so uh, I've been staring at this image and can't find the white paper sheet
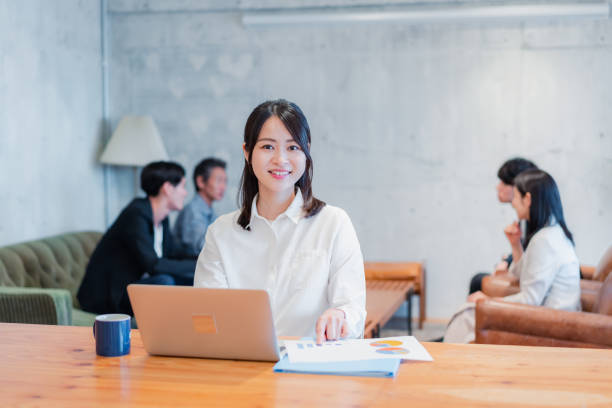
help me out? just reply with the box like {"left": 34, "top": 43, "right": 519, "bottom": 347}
{"left": 285, "top": 336, "right": 433, "bottom": 363}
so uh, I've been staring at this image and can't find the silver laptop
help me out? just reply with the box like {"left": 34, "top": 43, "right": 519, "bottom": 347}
{"left": 127, "top": 284, "right": 280, "bottom": 362}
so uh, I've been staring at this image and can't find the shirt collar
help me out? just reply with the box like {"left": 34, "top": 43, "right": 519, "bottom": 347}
{"left": 250, "top": 189, "right": 304, "bottom": 226}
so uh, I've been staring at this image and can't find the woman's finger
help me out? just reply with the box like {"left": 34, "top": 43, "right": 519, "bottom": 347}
{"left": 316, "top": 317, "right": 326, "bottom": 345}
{"left": 340, "top": 319, "right": 349, "bottom": 338}
{"left": 326, "top": 316, "right": 337, "bottom": 340}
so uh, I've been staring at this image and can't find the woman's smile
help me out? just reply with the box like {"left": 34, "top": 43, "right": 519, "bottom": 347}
{"left": 269, "top": 169, "right": 292, "bottom": 179}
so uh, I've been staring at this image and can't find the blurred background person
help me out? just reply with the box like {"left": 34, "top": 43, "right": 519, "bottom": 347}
{"left": 174, "top": 157, "right": 227, "bottom": 257}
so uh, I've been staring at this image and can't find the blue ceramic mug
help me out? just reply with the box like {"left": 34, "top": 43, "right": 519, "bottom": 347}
{"left": 93, "top": 314, "right": 131, "bottom": 357}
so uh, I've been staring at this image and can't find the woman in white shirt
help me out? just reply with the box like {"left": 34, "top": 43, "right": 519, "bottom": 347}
{"left": 444, "top": 169, "right": 580, "bottom": 343}
{"left": 194, "top": 99, "right": 366, "bottom": 343}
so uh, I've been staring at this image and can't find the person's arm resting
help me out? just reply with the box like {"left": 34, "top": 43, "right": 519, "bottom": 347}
{"left": 122, "top": 211, "right": 195, "bottom": 279}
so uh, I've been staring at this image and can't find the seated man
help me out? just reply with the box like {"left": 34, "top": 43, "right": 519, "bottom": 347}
{"left": 468, "top": 157, "right": 537, "bottom": 294}
{"left": 78, "top": 161, "right": 197, "bottom": 316}
{"left": 174, "top": 157, "right": 227, "bottom": 257}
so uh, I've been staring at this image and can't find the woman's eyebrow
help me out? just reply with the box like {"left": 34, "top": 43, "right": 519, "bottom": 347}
{"left": 257, "top": 138, "right": 296, "bottom": 144}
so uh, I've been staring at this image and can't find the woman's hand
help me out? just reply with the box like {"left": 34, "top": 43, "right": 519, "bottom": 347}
{"left": 504, "top": 221, "right": 522, "bottom": 248}
{"left": 316, "top": 308, "right": 348, "bottom": 345}
{"left": 467, "top": 290, "right": 490, "bottom": 303}
{"left": 494, "top": 261, "right": 509, "bottom": 275}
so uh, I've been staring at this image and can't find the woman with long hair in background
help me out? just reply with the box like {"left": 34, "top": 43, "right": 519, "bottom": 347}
{"left": 445, "top": 169, "right": 580, "bottom": 343}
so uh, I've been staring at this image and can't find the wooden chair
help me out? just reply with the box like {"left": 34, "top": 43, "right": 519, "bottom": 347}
{"left": 364, "top": 262, "right": 426, "bottom": 330}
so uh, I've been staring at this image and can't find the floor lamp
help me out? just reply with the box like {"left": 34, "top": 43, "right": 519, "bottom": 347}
{"left": 99, "top": 115, "right": 169, "bottom": 225}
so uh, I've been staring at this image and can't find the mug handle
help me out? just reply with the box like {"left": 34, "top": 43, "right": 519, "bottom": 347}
{"left": 93, "top": 321, "right": 96, "bottom": 339}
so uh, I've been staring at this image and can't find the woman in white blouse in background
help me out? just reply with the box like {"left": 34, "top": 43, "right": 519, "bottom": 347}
{"left": 194, "top": 99, "right": 366, "bottom": 343}
{"left": 444, "top": 169, "right": 580, "bottom": 343}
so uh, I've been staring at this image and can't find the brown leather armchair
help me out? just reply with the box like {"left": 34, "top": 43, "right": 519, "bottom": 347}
{"left": 475, "top": 246, "right": 612, "bottom": 348}
{"left": 482, "top": 273, "right": 601, "bottom": 312}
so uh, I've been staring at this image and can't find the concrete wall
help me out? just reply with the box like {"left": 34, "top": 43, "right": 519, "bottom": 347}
{"left": 0, "top": 1, "right": 105, "bottom": 245}
{"left": 107, "top": 0, "right": 612, "bottom": 319}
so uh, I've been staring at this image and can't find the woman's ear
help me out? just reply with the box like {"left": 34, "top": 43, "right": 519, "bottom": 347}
{"left": 524, "top": 192, "right": 532, "bottom": 208}
{"left": 243, "top": 143, "right": 249, "bottom": 163}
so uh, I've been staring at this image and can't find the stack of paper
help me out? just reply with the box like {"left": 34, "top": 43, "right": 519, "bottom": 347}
{"left": 273, "top": 336, "right": 433, "bottom": 378}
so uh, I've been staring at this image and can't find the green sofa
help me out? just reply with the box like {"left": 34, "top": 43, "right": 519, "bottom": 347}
{"left": 0, "top": 231, "right": 102, "bottom": 326}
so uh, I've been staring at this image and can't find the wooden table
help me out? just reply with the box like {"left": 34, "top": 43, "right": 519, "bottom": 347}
{"left": 2, "top": 323, "right": 612, "bottom": 407}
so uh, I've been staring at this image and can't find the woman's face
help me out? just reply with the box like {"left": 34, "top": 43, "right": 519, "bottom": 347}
{"left": 511, "top": 187, "right": 531, "bottom": 220}
{"left": 246, "top": 116, "right": 306, "bottom": 198}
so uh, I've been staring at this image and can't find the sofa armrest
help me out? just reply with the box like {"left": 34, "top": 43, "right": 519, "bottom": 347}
{"left": 481, "top": 274, "right": 519, "bottom": 297}
{"left": 581, "top": 265, "right": 595, "bottom": 280}
{"left": 475, "top": 299, "right": 612, "bottom": 348}
{"left": 580, "top": 279, "right": 602, "bottom": 312}
{"left": 0, "top": 287, "right": 72, "bottom": 325}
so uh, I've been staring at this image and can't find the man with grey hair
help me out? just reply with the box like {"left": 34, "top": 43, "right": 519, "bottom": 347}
{"left": 174, "top": 157, "right": 227, "bottom": 257}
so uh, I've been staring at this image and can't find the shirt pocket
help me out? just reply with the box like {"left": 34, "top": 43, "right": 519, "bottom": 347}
{"left": 289, "top": 249, "right": 329, "bottom": 291}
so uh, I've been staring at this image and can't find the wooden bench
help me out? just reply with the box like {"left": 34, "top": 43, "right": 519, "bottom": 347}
{"left": 364, "top": 280, "right": 414, "bottom": 338}
{"left": 364, "top": 262, "right": 426, "bottom": 329}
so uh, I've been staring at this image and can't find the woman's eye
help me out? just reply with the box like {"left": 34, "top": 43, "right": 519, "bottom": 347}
{"left": 261, "top": 144, "right": 274, "bottom": 150}
{"left": 288, "top": 145, "right": 301, "bottom": 151}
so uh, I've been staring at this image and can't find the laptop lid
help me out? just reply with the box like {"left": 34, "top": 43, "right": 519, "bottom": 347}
{"left": 127, "top": 284, "right": 280, "bottom": 362}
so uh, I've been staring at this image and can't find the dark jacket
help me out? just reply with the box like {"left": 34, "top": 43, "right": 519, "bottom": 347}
{"left": 77, "top": 198, "right": 196, "bottom": 315}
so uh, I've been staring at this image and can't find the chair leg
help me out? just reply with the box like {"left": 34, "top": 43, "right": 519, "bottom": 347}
{"left": 418, "top": 293, "right": 425, "bottom": 330}
{"left": 419, "top": 270, "right": 426, "bottom": 329}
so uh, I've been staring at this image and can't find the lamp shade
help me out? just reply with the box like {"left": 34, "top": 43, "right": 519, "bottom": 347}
{"left": 100, "top": 116, "right": 169, "bottom": 166}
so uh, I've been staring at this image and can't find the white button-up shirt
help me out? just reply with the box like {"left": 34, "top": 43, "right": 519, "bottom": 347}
{"left": 194, "top": 191, "right": 366, "bottom": 338}
{"left": 504, "top": 223, "right": 580, "bottom": 311}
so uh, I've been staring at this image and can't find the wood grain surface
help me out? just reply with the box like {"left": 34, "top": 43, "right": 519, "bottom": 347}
{"left": 1, "top": 323, "right": 611, "bottom": 407}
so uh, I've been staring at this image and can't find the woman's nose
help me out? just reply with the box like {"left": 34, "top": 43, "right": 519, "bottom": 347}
{"left": 272, "top": 148, "right": 288, "bottom": 163}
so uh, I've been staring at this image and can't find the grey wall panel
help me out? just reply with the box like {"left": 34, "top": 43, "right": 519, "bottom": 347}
{"left": 0, "top": 1, "right": 105, "bottom": 245}
{"left": 107, "top": 2, "right": 612, "bottom": 318}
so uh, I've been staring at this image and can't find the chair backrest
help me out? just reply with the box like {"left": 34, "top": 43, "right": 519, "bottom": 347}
{"left": 594, "top": 246, "right": 612, "bottom": 282}
{"left": 363, "top": 262, "right": 422, "bottom": 280}
{"left": 593, "top": 272, "right": 612, "bottom": 316}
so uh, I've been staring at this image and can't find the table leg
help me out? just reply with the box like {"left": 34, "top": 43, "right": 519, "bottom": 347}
{"left": 406, "top": 288, "right": 414, "bottom": 335}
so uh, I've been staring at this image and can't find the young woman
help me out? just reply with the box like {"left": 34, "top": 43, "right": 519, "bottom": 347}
{"left": 444, "top": 169, "right": 580, "bottom": 343}
{"left": 194, "top": 100, "right": 366, "bottom": 343}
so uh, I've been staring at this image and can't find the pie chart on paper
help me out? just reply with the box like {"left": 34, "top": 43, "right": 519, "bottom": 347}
{"left": 370, "top": 340, "right": 410, "bottom": 355}
{"left": 374, "top": 347, "right": 410, "bottom": 355}
{"left": 370, "top": 340, "right": 403, "bottom": 347}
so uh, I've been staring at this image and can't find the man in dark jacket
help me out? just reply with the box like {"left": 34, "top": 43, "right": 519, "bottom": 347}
{"left": 78, "top": 161, "right": 196, "bottom": 316}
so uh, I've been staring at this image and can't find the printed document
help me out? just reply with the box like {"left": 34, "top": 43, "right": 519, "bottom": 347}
{"left": 284, "top": 336, "right": 433, "bottom": 363}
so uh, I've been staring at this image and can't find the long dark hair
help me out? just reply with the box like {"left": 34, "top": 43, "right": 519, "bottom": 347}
{"left": 237, "top": 99, "right": 325, "bottom": 230}
{"left": 514, "top": 169, "right": 573, "bottom": 248}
